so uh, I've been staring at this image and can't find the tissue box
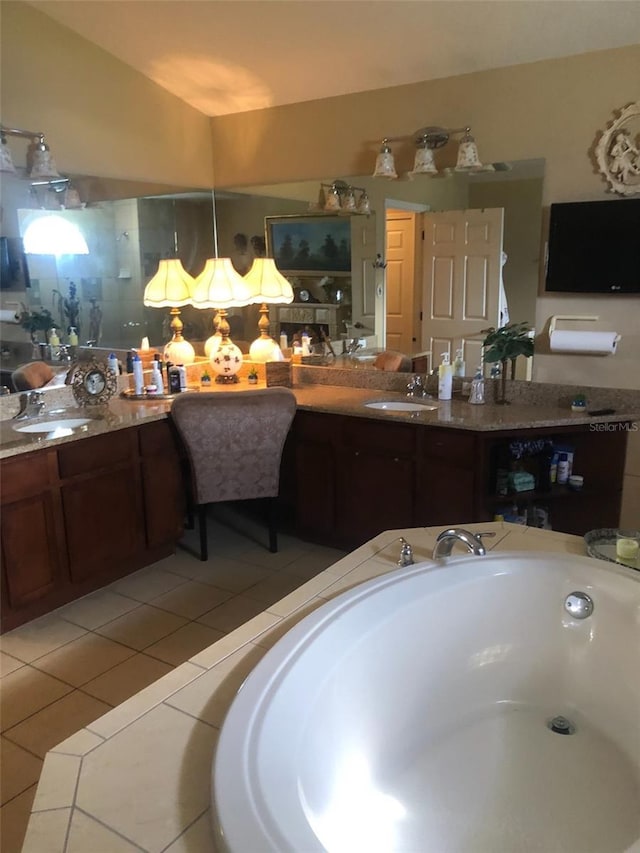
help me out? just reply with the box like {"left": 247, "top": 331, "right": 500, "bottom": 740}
{"left": 508, "top": 471, "right": 536, "bottom": 492}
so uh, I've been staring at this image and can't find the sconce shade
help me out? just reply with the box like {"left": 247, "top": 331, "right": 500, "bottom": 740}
{"left": 243, "top": 258, "right": 294, "bottom": 304}
{"left": 357, "top": 192, "right": 371, "bottom": 215}
{"left": 27, "top": 136, "right": 62, "bottom": 180}
{"left": 413, "top": 146, "right": 438, "bottom": 175}
{"left": 191, "top": 258, "right": 252, "bottom": 308}
{"left": 373, "top": 141, "right": 397, "bottom": 179}
{"left": 143, "top": 259, "right": 195, "bottom": 307}
{"left": 455, "top": 129, "right": 484, "bottom": 171}
{"left": 0, "top": 136, "right": 16, "bottom": 174}
{"left": 324, "top": 185, "right": 341, "bottom": 211}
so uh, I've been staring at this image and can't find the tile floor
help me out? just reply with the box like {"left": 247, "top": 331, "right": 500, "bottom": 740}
{"left": 0, "top": 506, "right": 346, "bottom": 852}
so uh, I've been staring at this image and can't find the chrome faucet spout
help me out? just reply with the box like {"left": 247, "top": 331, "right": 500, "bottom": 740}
{"left": 14, "top": 390, "right": 45, "bottom": 420}
{"left": 433, "top": 527, "right": 491, "bottom": 559}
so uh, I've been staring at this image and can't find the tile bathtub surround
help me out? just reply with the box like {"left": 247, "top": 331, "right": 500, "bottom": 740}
{"left": 0, "top": 509, "right": 347, "bottom": 852}
{"left": 12, "top": 522, "right": 589, "bottom": 853}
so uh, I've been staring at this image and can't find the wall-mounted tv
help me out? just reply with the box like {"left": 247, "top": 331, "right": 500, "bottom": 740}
{"left": 266, "top": 215, "right": 351, "bottom": 277}
{"left": 545, "top": 199, "right": 640, "bottom": 294}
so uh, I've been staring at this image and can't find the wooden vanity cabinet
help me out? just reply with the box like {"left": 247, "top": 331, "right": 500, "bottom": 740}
{"left": 138, "top": 419, "right": 185, "bottom": 548}
{"left": 414, "top": 429, "right": 479, "bottom": 526}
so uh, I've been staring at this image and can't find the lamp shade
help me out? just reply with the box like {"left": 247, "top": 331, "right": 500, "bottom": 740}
{"left": 413, "top": 146, "right": 438, "bottom": 175}
{"left": 191, "top": 258, "right": 252, "bottom": 308}
{"left": 373, "top": 141, "right": 397, "bottom": 179}
{"left": 455, "top": 129, "right": 484, "bottom": 172}
{"left": 0, "top": 136, "right": 16, "bottom": 174}
{"left": 243, "top": 258, "right": 294, "bottom": 304}
{"left": 143, "top": 259, "right": 195, "bottom": 307}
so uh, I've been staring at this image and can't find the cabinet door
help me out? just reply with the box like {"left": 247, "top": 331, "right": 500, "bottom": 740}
{"left": 415, "top": 429, "right": 478, "bottom": 525}
{"left": 294, "top": 413, "right": 338, "bottom": 543}
{"left": 139, "top": 421, "right": 185, "bottom": 548}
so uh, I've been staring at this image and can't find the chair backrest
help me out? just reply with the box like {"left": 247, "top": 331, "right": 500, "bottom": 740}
{"left": 373, "top": 350, "right": 412, "bottom": 372}
{"left": 11, "top": 361, "right": 55, "bottom": 391}
{"left": 170, "top": 388, "right": 297, "bottom": 505}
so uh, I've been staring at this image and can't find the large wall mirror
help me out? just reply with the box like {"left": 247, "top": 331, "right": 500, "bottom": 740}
{"left": 0, "top": 159, "right": 543, "bottom": 366}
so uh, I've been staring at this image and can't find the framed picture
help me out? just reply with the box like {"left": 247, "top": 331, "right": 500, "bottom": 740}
{"left": 266, "top": 215, "right": 351, "bottom": 277}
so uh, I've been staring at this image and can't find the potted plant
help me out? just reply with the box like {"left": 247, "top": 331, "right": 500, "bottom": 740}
{"left": 247, "top": 367, "right": 259, "bottom": 385}
{"left": 17, "top": 305, "right": 54, "bottom": 343}
{"left": 482, "top": 322, "right": 534, "bottom": 404}
{"left": 571, "top": 393, "right": 587, "bottom": 412}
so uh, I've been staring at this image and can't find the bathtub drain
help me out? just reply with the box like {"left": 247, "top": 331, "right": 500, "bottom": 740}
{"left": 548, "top": 715, "right": 575, "bottom": 735}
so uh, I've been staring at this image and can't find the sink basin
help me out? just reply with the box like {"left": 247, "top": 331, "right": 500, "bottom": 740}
{"left": 13, "top": 418, "right": 92, "bottom": 434}
{"left": 365, "top": 400, "right": 438, "bottom": 412}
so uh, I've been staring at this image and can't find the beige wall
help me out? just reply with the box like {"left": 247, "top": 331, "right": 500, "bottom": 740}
{"left": 0, "top": 2, "right": 214, "bottom": 188}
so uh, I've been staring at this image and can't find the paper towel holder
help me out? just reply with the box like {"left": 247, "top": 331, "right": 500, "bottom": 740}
{"left": 548, "top": 314, "right": 599, "bottom": 335}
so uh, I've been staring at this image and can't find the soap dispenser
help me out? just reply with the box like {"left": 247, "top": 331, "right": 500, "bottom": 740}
{"left": 453, "top": 348, "right": 466, "bottom": 378}
{"left": 438, "top": 352, "right": 453, "bottom": 401}
{"left": 48, "top": 328, "right": 60, "bottom": 360}
{"left": 469, "top": 365, "right": 485, "bottom": 405}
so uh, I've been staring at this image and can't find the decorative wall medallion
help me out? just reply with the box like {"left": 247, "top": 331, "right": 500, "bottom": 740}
{"left": 595, "top": 102, "right": 640, "bottom": 196}
{"left": 70, "top": 358, "right": 118, "bottom": 406}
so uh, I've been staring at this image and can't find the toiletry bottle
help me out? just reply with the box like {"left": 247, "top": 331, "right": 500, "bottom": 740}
{"left": 168, "top": 365, "right": 182, "bottom": 394}
{"left": 48, "top": 328, "right": 60, "bottom": 360}
{"left": 108, "top": 352, "right": 119, "bottom": 378}
{"left": 125, "top": 351, "right": 134, "bottom": 374}
{"left": 133, "top": 354, "right": 144, "bottom": 395}
{"left": 438, "top": 352, "right": 453, "bottom": 401}
{"left": 557, "top": 452, "right": 570, "bottom": 485}
{"left": 468, "top": 365, "right": 485, "bottom": 405}
{"left": 150, "top": 359, "right": 164, "bottom": 395}
{"left": 177, "top": 364, "right": 187, "bottom": 391}
{"left": 68, "top": 327, "right": 78, "bottom": 347}
{"left": 453, "top": 348, "right": 466, "bottom": 378}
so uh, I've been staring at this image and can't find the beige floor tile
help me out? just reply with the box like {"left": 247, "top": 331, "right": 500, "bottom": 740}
{"left": 238, "top": 542, "right": 310, "bottom": 570}
{"left": 0, "top": 615, "right": 86, "bottom": 664}
{"left": 0, "top": 783, "right": 37, "bottom": 853}
{"left": 31, "top": 633, "right": 136, "bottom": 688}
{"left": 282, "top": 547, "right": 348, "bottom": 580}
{"left": 0, "top": 738, "right": 42, "bottom": 806}
{"left": 56, "top": 589, "right": 142, "bottom": 630}
{"left": 196, "top": 594, "right": 271, "bottom": 633}
{"left": 239, "top": 570, "right": 305, "bottom": 606}
{"left": 150, "top": 580, "right": 232, "bottom": 619}
{"left": 109, "top": 566, "right": 189, "bottom": 602}
{"left": 76, "top": 703, "right": 217, "bottom": 853}
{"left": 166, "top": 555, "right": 273, "bottom": 592}
{"left": 144, "top": 622, "right": 225, "bottom": 667}
{"left": 0, "top": 652, "right": 24, "bottom": 679}
{"left": 4, "top": 690, "right": 111, "bottom": 759}
{"left": 0, "top": 666, "right": 73, "bottom": 732}
{"left": 163, "top": 809, "right": 213, "bottom": 852}
{"left": 94, "top": 603, "right": 188, "bottom": 650}
{"left": 81, "top": 653, "right": 173, "bottom": 707}
{"left": 66, "top": 809, "right": 142, "bottom": 852}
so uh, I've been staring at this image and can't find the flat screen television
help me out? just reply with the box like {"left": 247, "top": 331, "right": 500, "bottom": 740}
{"left": 545, "top": 199, "right": 640, "bottom": 294}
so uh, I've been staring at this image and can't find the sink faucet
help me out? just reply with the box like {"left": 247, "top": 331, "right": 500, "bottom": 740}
{"left": 406, "top": 375, "right": 425, "bottom": 397}
{"left": 14, "top": 390, "right": 45, "bottom": 420}
{"left": 433, "top": 527, "right": 494, "bottom": 559}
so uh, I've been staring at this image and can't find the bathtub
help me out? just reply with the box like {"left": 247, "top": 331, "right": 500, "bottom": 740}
{"left": 212, "top": 552, "right": 640, "bottom": 852}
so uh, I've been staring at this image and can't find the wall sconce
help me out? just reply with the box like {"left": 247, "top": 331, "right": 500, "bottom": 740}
{"left": 143, "top": 259, "right": 196, "bottom": 365}
{"left": 373, "top": 126, "right": 490, "bottom": 179}
{"left": 320, "top": 180, "right": 371, "bottom": 214}
{"left": 0, "top": 124, "right": 62, "bottom": 180}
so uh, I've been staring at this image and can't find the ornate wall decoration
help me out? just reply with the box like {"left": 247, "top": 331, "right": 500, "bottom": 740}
{"left": 595, "top": 102, "right": 640, "bottom": 196}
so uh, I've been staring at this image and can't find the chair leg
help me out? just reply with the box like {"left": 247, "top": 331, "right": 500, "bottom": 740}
{"left": 267, "top": 497, "right": 278, "bottom": 553}
{"left": 198, "top": 504, "right": 208, "bottom": 561}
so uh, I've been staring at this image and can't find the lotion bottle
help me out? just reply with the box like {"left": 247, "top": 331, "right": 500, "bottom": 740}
{"left": 468, "top": 365, "right": 485, "bottom": 405}
{"left": 453, "top": 348, "right": 466, "bottom": 378}
{"left": 133, "top": 354, "right": 144, "bottom": 395}
{"left": 108, "top": 352, "right": 119, "bottom": 379}
{"left": 438, "top": 352, "right": 453, "bottom": 401}
{"left": 151, "top": 359, "right": 165, "bottom": 394}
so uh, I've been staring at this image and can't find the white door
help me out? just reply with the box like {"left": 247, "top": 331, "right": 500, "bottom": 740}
{"left": 421, "top": 208, "right": 504, "bottom": 374}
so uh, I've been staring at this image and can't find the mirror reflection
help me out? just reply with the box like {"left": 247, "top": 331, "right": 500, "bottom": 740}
{"left": 1, "top": 160, "right": 543, "bottom": 371}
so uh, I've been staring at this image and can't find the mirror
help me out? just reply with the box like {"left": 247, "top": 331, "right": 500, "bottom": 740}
{"left": 1, "top": 160, "right": 544, "bottom": 360}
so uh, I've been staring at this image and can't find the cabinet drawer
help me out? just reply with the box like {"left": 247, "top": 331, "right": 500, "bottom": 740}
{"left": 58, "top": 429, "right": 136, "bottom": 478}
{"left": 342, "top": 418, "right": 416, "bottom": 456}
{"left": 1, "top": 450, "right": 54, "bottom": 504}
{"left": 420, "top": 429, "right": 476, "bottom": 468}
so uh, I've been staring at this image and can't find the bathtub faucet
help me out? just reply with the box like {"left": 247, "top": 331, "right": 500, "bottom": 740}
{"left": 433, "top": 528, "right": 494, "bottom": 559}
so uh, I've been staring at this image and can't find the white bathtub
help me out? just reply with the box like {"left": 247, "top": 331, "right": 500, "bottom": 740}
{"left": 213, "top": 553, "right": 640, "bottom": 852}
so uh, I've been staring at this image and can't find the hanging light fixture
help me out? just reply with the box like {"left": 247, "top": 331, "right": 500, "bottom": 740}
{"left": 0, "top": 125, "right": 62, "bottom": 179}
{"left": 143, "top": 258, "right": 196, "bottom": 365}
{"left": 318, "top": 180, "right": 372, "bottom": 214}
{"left": 243, "top": 258, "right": 294, "bottom": 362}
{"left": 372, "top": 125, "right": 487, "bottom": 178}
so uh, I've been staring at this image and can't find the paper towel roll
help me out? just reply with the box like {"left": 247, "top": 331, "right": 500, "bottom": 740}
{"left": 0, "top": 309, "right": 20, "bottom": 324}
{"left": 549, "top": 329, "right": 619, "bottom": 355}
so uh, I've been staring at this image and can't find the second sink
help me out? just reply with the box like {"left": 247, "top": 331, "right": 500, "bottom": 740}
{"left": 365, "top": 401, "right": 438, "bottom": 412}
{"left": 14, "top": 418, "right": 92, "bottom": 434}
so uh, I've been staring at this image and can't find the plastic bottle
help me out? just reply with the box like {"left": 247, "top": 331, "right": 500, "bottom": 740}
{"left": 437, "top": 352, "right": 453, "bottom": 401}
{"left": 68, "top": 327, "right": 78, "bottom": 347}
{"left": 151, "top": 359, "right": 165, "bottom": 394}
{"left": 168, "top": 365, "right": 182, "bottom": 394}
{"left": 177, "top": 364, "right": 187, "bottom": 391}
{"left": 108, "top": 352, "right": 119, "bottom": 378}
{"left": 133, "top": 354, "right": 144, "bottom": 395}
{"left": 557, "top": 452, "right": 570, "bottom": 485}
{"left": 468, "top": 365, "right": 485, "bottom": 405}
{"left": 453, "top": 348, "right": 466, "bottom": 378}
{"left": 125, "top": 351, "right": 134, "bottom": 374}
{"left": 48, "top": 328, "right": 60, "bottom": 360}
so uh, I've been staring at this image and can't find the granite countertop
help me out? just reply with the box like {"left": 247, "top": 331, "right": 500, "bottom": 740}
{"left": 1, "top": 376, "right": 639, "bottom": 461}
{"left": 21, "top": 522, "right": 591, "bottom": 852}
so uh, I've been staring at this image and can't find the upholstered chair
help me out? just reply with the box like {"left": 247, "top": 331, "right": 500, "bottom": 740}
{"left": 373, "top": 351, "right": 412, "bottom": 372}
{"left": 11, "top": 361, "right": 55, "bottom": 391}
{"left": 170, "top": 388, "right": 297, "bottom": 561}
